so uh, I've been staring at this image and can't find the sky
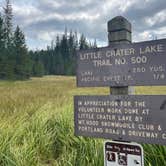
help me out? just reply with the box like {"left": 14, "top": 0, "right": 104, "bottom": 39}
{"left": 0, "top": 0, "right": 166, "bottom": 50}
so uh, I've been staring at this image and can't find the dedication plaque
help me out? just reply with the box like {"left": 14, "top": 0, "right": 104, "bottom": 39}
{"left": 74, "top": 95, "right": 166, "bottom": 145}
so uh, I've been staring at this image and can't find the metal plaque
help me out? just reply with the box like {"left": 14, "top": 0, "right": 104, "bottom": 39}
{"left": 104, "top": 141, "right": 144, "bottom": 166}
{"left": 74, "top": 95, "right": 166, "bottom": 145}
{"left": 76, "top": 39, "right": 166, "bottom": 87}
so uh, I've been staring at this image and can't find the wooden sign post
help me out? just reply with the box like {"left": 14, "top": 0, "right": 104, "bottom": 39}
{"left": 108, "top": 16, "right": 133, "bottom": 95}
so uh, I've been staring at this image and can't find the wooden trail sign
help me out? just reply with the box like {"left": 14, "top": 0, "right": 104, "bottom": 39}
{"left": 74, "top": 95, "right": 166, "bottom": 145}
{"left": 74, "top": 16, "right": 166, "bottom": 148}
{"left": 76, "top": 39, "right": 166, "bottom": 87}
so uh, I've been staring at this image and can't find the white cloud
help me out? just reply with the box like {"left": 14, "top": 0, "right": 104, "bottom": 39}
{"left": 145, "top": 9, "right": 166, "bottom": 26}
{"left": 102, "top": 0, "right": 138, "bottom": 15}
{"left": 47, "top": 0, "right": 94, "bottom": 8}
{"left": 40, "top": 0, "right": 62, "bottom": 8}
{"left": 13, "top": 4, "right": 42, "bottom": 17}
{"left": 46, "top": 12, "right": 100, "bottom": 21}
{"left": 119, "top": 0, "right": 137, "bottom": 12}
{"left": 135, "top": 31, "right": 153, "bottom": 41}
{"left": 133, "top": 26, "right": 166, "bottom": 42}
{"left": 12, "top": 4, "right": 43, "bottom": 27}
{"left": 12, "top": 2, "right": 100, "bottom": 28}
{"left": 37, "top": 31, "right": 53, "bottom": 41}
{"left": 154, "top": 26, "right": 166, "bottom": 36}
{"left": 37, "top": 30, "right": 64, "bottom": 42}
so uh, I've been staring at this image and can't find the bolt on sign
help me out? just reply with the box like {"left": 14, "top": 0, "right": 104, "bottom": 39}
{"left": 76, "top": 39, "right": 166, "bottom": 87}
{"left": 104, "top": 141, "right": 144, "bottom": 166}
{"left": 74, "top": 95, "right": 166, "bottom": 145}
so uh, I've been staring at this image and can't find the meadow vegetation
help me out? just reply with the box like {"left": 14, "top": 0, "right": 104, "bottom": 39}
{"left": 0, "top": 76, "right": 166, "bottom": 166}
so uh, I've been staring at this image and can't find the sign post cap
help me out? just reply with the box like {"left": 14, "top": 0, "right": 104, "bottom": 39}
{"left": 107, "top": 16, "right": 131, "bottom": 32}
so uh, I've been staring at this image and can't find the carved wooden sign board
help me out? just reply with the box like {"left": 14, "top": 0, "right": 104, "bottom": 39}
{"left": 76, "top": 39, "right": 166, "bottom": 87}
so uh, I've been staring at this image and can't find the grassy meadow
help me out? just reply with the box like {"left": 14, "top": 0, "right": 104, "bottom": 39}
{"left": 0, "top": 76, "right": 166, "bottom": 166}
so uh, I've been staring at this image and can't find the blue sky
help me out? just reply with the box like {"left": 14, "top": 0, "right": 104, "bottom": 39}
{"left": 0, "top": 0, "right": 166, "bottom": 50}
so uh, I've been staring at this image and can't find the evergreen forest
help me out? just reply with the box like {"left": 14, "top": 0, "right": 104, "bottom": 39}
{"left": 0, "top": 0, "right": 97, "bottom": 80}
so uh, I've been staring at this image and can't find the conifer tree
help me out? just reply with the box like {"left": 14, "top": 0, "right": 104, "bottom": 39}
{"left": 3, "top": 0, "right": 13, "bottom": 48}
{"left": 0, "top": 14, "right": 4, "bottom": 48}
{"left": 79, "top": 34, "right": 89, "bottom": 50}
{"left": 1, "top": 0, "right": 16, "bottom": 79}
{"left": 54, "top": 35, "right": 63, "bottom": 74}
{"left": 13, "top": 26, "right": 32, "bottom": 79}
{"left": 0, "top": 14, "right": 6, "bottom": 79}
{"left": 93, "top": 39, "right": 97, "bottom": 48}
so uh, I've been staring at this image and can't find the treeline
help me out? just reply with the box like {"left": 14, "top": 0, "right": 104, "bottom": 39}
{"left": 0, "top": 0, "right": 97, "bottom": 80}
{"left": 29, "top": 31, "right": 97, "bottom": 76}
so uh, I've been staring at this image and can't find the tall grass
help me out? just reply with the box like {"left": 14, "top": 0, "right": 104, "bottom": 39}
{"left": 0, "top": 76, "right": 165, "bottom": 166}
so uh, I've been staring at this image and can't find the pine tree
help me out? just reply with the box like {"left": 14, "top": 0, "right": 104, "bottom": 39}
{"left": 3, "top": 0, "right": 13, "bottom": 48}
{"left": 0, "top": 14, "right": 4, "bottom": 48}
{"left": 74, "top": 31, "right": 78, "bottom": 50}
{"left": 60, "top": 33, "right": 69, "bottom": 74}
{"left": 67, "top": 30, "right": 77, "bottom": 75}
{"left": 1, "top": 0, "right": 16, "bottom": 79}
{"left": 0, "top": 14, "right": 6, "bottom": 79}
{"left": 54, "top": 35, "right": 63, "bottom": 74}
{"left": 79, "top": 34, "right": 89, "bottom": 50}
{"left": 93, "top": 39, "right": 97, "bottom": 48}
{"left": 56, "top": 35, "right": 60, "bottom": 48}
{"left": 13, "top": 26, "right": 32, "bottom": 79}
